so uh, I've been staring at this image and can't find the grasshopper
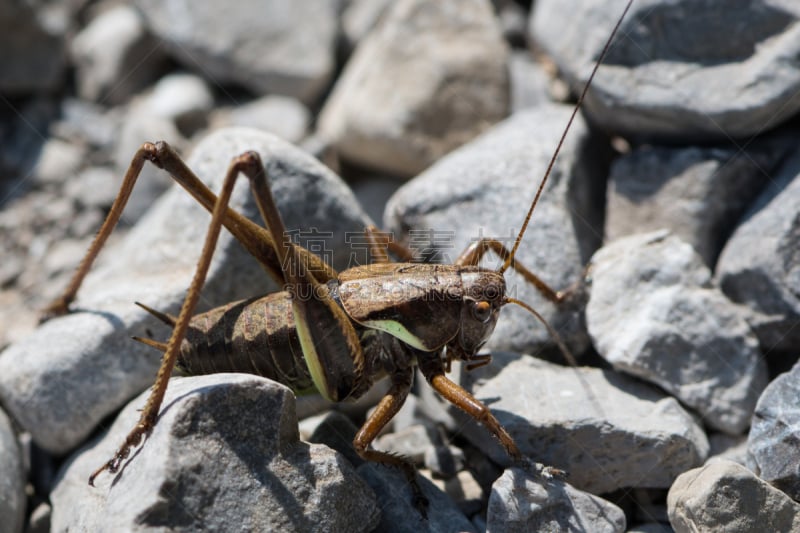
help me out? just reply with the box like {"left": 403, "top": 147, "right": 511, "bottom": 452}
{"left": 42, "top": 0, "right": 633, "bottom": 514}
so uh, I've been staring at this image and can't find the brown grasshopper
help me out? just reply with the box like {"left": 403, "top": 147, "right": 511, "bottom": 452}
{"left": 42, "top": 0, "right": 633, "bottom": 514}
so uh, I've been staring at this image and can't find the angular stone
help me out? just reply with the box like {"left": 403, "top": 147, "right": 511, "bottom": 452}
{"left": 717, "top": 152, "right": 800, "bottom": 355}
{"left": 531, "top": 0, "right": 800, "bottom": 142}
{"left": 0, "top": 128, "right": 372, "bottom": 454}
{"left": 50, "top": 375, "right": 380, "bottom": 532}
{"left": 357, "top": 462, "right": 477, "bottom": 533}
{"left": 135, "top": 0, "right": 338, "bottom": 103}
{"left": 144, "top": 73, "right": 214, "bottom": 125}
{"left": 748, "top": 360, "right": 800, "bottom": 501}
{"left": 605, "top": 141, "right": 790, "bottom": 267}
{"left": 668, "top": 460, "right": 800, "bottom": 532}
{"left": 457, "top": 356, "right": 708, "bottom": 494}
{"left": 587, "top": 231, "right": 767, "bottom": 434}
{"left": 385, "top": 104, "right": 610, "bottom": 357}
{"left": 319, "top": 0, "right": 509, "bottom": 177}
{"left": 487, "top": 468, "right": 626, "bottom": 533}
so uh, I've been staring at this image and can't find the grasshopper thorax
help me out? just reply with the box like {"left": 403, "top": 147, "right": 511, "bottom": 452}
{"left": 337, "top": 264, "right": 505, "bottom": 357}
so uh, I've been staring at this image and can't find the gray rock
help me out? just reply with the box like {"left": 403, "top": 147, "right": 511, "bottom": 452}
{"left": 341, "top": 0, "right": 393, "bottom": 50}
{"left": 748, "top": 360, "right": 800, "bottom": 501}
{"left": 668, "top": 460, "right": 800, "bottom": 532}
{"left": 707, "top": 433, "right": 748, "bottom": 467}
{"left": 457, "top": 356, "right": 708, "bottom": 494}
{"left": 0, "top": 128, "right": 372, "bottom": 455}
{"left": 424, "top": 444, "right": 465, "bottom": 478}
{"left": 305, "top": 410, "right": 363, "bottom": 468}
{"left": 717, "top": 151, "right": 800, "bottom": 355}
{"left": 605, "top": 142, "right": 789, "bottom": 267}
{"left": 0, "top": 1, "right": 67, "bottom": 93}
{"left": 586, "top": 231, "right": 768, "bottom": 434}
{"left": 509, "top": 51, "right": 552, "bottom": 112}
{"left": 50, "top": 374, "right": 380, "bottom": 532}
{"left": 31, "top": 138, "right": 86, "bottom": 186}
{"left": 531, "top": 0, "right": 800, "bottom": 142}
{"left": 385, "top": 105, "right": 610, "bottom": 357}
{"left": 51, "top": 99, "right": 121, "bottom": 152}
{"left": 144, "top": 73, "right": 214, "bottom": 125}
{"left": 70, "top": 5, "right": 166, "bottom": 105}
{"left": 135, "top": 0, "right": 338, "bottom": 103}
{"left": 319, "top": 0, "right": 510, "bottom": 177}
{"left": 0, "top": 407, "right": 25, "bottom": 533}
{"left": 627, "top": 523, "right": 673, "bottom": 533}
{"left": 357, "top": 462, "right": 478, "bottom": 533}
{"left": 219, "top": 95, "right": 310, "bottom": 144}
{"left": 375, "top": 424, "right": 440, "bottom": 465}
{"left": 487, "top": 468, "right": 626, "bottom": 533}
{"left": 444, "top": 469, "right": 484, "bottom": 517}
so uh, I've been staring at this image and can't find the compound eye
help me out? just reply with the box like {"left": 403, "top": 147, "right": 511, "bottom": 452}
{"left": 472, "top": 300, "right": 492, "bottom": 323}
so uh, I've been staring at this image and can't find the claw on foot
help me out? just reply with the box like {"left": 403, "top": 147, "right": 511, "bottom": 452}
{"left": 39, "top": 298, "right": 71, "bottom": 323}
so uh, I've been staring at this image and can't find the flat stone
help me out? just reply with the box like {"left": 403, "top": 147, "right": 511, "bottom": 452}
{"left": 487, "top": 468, "right": 626, "bottom": 533}
{"left": 0, "top": 128, "right": 372, "bottom": 455}
{"left": 668, "top": 460, "right": 800, "bottom": 532}
{"left": 50, "top": 374, "right": 381, "bottom": 532}
{"left": 587, "top": 231, "right": 767, "bottom": 434}
{"left": 531, "top": 0, "right": 800, "bottom": 142}
{"left": 135, "top": 0, "right": 338, "bottom": 103}
{"left": 717, "top": 151, "right": 800, "bottom": 355}
{"left": 385, "top": 104, "right": 610, "bottom": 357}
{"left": 748, "top": 360, "right": 800, "bottom": 501}
{"left": 457, "top": 356, "right": 708, "bottom": 494}
{"left": 319, "top": 0, "right": 510, "bottom": 177}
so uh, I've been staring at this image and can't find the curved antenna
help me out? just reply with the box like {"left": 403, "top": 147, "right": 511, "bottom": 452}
{"left": 499, "top": 0, "right": 633, "bottom": 274}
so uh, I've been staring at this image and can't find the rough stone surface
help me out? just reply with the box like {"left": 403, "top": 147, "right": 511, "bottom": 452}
{"left": 457, "top": 355, "right": 709, "bottom": 494}
{"left": 587, "top": 231, "right": 768, "bottom": 434}
{"left": 532, "top": 0, "right": 800, "bottom": 142}
{"left": 717, "top": 151, "right": 800, "bottom": 355}
{"left": 357, "top": 463, "right": 477, "bottom": 533}
{"left": 0, "top": 128, "right": 372, "bottom": 454}
{"left": 668, "top": 460, "right": 800, "bottom": 532}
{"left": 50, "top": 375, "right": 381, "bottom": 532}
{"left": 487, "top": 468, "right": 626, "bottom": 533}
{"left": 386, "top": 105, "right": 610, "bottom": 357}
{"left": 0, "top": 407, "right": 25, "bottom": 533}
{"left": 134, "top": 0, "right": 338, "bottom": 103}
{"left": 375, "top": 424, "right": 440, "bottom": 464}
{"left": 319, "top": 0, "right": 510, "bottom": 177}
{"left": 509, "top": 51, "right": 552, "bottom": 112}
{"left": 748, "top": 360, "right": 800, "bottom": 501}
{"left": 605, "top": 141, "right": 791, "bottom": 267}
{"left": 70, "top": 5, "right": 166, "bottom": 105}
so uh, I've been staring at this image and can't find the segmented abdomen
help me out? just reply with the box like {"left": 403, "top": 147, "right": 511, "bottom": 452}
{"left": 178, "top": 291, "right": 315, "bottom": 392}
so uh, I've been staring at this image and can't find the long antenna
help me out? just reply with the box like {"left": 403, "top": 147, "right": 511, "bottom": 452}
{"left": 499, "top": 0, "right": 633, "bottom": 274}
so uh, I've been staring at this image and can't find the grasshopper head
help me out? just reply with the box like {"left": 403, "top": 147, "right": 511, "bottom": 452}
{"left": 447, "top": 270, "right": 506, "bottom": 365}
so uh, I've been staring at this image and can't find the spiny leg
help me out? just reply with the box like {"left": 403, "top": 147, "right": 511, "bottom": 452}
{"left": 352, "top": 366, "right": 430, "bottom": 515}
{"left": 417, "top": 355, "right": 522, "bottom": 463}
{"left": 41, "top": 141, "right": 337, "bottom": 322}
{"left": 88, "top": 152, "right": 262, "bottom": 485}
